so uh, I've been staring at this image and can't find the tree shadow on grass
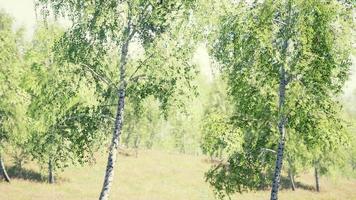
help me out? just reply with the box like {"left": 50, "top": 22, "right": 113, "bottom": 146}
{"left": 7, "top": 165, "right": 47, "bottom": 182}
{"left": 280, "top": 176, "right": 316, "bottom": 191}
{"left": 7, "top": 165, "right": 69, "bottom": 183}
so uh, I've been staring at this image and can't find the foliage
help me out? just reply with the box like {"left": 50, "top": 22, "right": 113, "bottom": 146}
{"left": 200, "top": 79, "right": 239, "bottom": 159}
{"left": 201, "top": 113, "right": 241, "bottom": 159}
{"left": 0, "top": 11, "right": 29, "bottom": 156}
{"left": 34, "top": 1, "right": 200, "bottom": 150}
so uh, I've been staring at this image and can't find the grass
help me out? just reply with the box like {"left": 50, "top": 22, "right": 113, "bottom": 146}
{"left": 1, "top": 149, "right": 356, "bottom": 200}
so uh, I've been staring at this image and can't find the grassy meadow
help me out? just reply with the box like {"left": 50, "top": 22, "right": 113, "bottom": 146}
{"left": 1, "top": 150, "right": 356, "bottom": 200}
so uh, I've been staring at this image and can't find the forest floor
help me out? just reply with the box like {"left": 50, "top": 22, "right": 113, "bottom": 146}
{"left": 1, "top": 149, "right": 356, "bottom": 200}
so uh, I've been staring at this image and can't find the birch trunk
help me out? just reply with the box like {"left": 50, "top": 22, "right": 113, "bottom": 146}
{"left": 0, "top": 154, "right": 10, "bottom": 183}
{"left": 288, "top": 168, "right": 296, "bottom": 191}
{"left": 270, "top": 2, "right": 292, "bottom": 199}
{"left": 134, "top": 135, "right": 139, "bottom": 158}
{"left": 98, "top": 27, "right": 130, "bottom": 200}
{"left": 48, "top": 159, "right": 54, "bottom": 184}
{"left": 287, "top": 158, "right": 296, "bottom": 191}
{"left": 270, "top": 65, "right": 287, "bottom": 200}
{"left": 315, "top": 167, "right": 320, "bottom": 192}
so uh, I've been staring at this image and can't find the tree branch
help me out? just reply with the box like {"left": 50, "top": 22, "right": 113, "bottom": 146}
{"left": 80, "top": 63, "right": 118, "bottom": 90}
{"left": 127, "top": 52, "right": 155, "bottom": 82}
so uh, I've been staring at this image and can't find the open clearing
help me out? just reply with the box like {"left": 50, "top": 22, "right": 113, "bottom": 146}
{"left": 1, "top": 150, "right": 356, "bottom": 200}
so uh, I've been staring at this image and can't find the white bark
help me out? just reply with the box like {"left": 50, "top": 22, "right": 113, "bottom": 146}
{"left": 98, "top": 24, "right": 131, "bottom": 200}
{"left": 0, "top": 154, "right": 10, "bottom": 183}
{"left": 270, "top": 2, "right": 292, "bottom": 199}
{"left": 270, "top": 65, "right": 287, "bottom": 200}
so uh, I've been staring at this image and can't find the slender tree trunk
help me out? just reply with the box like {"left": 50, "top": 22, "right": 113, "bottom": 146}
{"left": 270, "top": 65, "right": 287, "bottom": 200}
{"left": 48, "top": 159, "right": 54, "bottom": 184}
{"left": 98, "top": 26, "right": 131, "bottom": 200}
{"left": 124, "top": 124, "right": 133, "bottom": 147}
{"left": 0, "top": 154, "right": 10, "bottom": 183}
{"left": 287, "top": 157, "right": 296, "bottom": 191}
{"left": 288, "top": 168, "right": 295, "bottom": 191}
{"left": 99, "top": 86, "right": 126, "bottom": 200}
{"left": 134, "top": 135, "right": 139, "bottom": 158}
{"left": 270, "top": 2, "right": 293, "bottom": 199}
{"left": 314, "top": 167, "right": 320, "bottom": 192}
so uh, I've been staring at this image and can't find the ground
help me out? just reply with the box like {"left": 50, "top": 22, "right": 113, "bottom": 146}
{"left": 1, "top": 150, "right": 356, "bottom": 200}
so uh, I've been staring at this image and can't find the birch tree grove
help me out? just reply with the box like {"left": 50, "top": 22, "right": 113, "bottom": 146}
{"left": 0, "top": 0, "right": 355, "bottom": 199}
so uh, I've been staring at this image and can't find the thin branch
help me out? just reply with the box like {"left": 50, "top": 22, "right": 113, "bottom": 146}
{"left": 127, "top": 52, "right": 155, "bottom": 81}
{"left": 129, "top": 74, "right": 147, "bottom": 83}
{"left": 80, "top": 63, "right": 119, "bottom": 90}
{"left": 262, "top": 148, "right": 277, "bottom": 154}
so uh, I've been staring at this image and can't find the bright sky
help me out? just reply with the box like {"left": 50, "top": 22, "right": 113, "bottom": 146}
{"left": 0, "top": 0, "right": 37, "bottom": 38}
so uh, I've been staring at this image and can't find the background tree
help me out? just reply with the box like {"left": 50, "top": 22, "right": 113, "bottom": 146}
{"left": 0, "top": 11, "right": 29, "bottom": 183}
{"left": 200, "top": 78, "right": 238, "bottom": 160}
{"left": 121, "top": 98, "right": 162, "bottom": 154}
{"left": 24, "top": 24, "right": 108, "bottom": 183}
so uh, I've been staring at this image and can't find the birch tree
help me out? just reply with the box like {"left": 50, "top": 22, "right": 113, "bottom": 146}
{"left": 35, "top": 0, "right": 197, "bottom": 198}
{"left": 207, "top": 0, "right": 353, "bottom": 199}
